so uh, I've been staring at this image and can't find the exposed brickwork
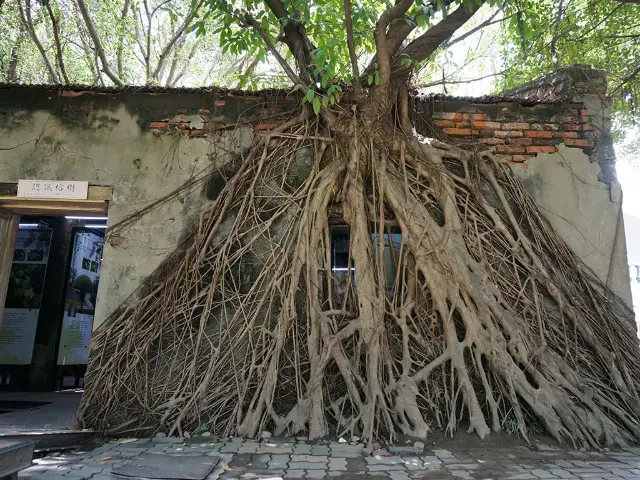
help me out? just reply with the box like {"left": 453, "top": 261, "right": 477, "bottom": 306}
{"left": 427, "top": 100, "right": 596, "bottom": 164}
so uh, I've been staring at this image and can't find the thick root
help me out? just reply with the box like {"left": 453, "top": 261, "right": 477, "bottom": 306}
{"left": 77, "top": 116, "right": 640, "bottom": 447}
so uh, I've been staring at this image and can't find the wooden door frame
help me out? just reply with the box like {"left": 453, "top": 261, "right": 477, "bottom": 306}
{"left": 0, "top": 210, "right": 19, "bottom": 323}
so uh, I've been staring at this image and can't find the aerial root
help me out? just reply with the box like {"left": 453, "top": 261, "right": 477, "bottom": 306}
{"left": 77, "top": 117, "right": 640, "bottom": 447}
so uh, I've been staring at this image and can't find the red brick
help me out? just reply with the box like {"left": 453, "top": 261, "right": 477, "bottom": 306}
{"left": 214, "top": 99, "right": 226, "bottom": 106}
{"left": 434, "top": 120, "right": 456, "bottom": 128}
{"left": 507, "top": 138, "right": 533, "bottom": 145}
{"left": 564, "top": 138, "right": 594, "bottom": 148}
{"left": 552, "top": 131, "right": 578, "bottom": 138}
{"left": 531, "top": 123, "right": 559, "bottom": 131}
{"left": 479, "top": 129, "right": 497, "bottom": 137}
{"left": 148, "top": 121, "right": 168, "bottom": 128}
{"left": 563, "top": 124, "right": 583, "bottom": 131}
{"left": 185, "top": 129, "right": 206, "bottom": 137}
{"left": 479, "top": 138, "right": 505, "bottom": 145}
{"left": 456, "top": 121, "right": 471, "bottom": 128}
{"left": 502, "top": 122, "right": 530, "bottom": 130}
{"left": 434, "top": 112, "right": 463, "bottom": 121}
{"left": 580, "top": 113, "right": 589, "bottom": 123}
{"left": 525, "top": 130, "right": 553, "bottom": 138}
{"left": 526, "top": 145, "right": 556, "bottom": 153}
{"left": 495, "top": 130, "right": 523, "bottom": 138}
{"left": 472, "top": 120, "right": 501, "bottom": 129}
{"left": 470, "top": 113, "right": 487, "bottom": 121}
{"left": 582, "top": 124, "right": 595, "bottom": 131}
{"left": 256, "top": 123, "right": 278, "bottom": 130}
{"left": 496, "top": 145, "right": 527, "bottom": 154}
{"left": 443, "top": 128, "right": 475, "bottom": 136}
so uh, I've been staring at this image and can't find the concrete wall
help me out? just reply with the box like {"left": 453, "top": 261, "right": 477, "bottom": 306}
{"left": 0, "top": 67, "right": 632, "bottom": 335}
{"left": 515, "top": 145, "right": 631, "bottom": 306}
{"left": 413, "top": 65, "right": 632, "bottom": 308}
{"left": 0, "top": 87, "right": 274, "bottom": 329}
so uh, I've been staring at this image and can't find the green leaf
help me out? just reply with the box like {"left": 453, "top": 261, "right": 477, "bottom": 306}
{"left": 303, "top": 89, "right": 315, "bottom": 104}
{"left": 374, "top": 71, "right": 380, "bottom": 85}
{"left": 368, "top": 75, "right": 373, "bottom": 85}
{"left": 312, "top": 97, "right": 321, "bottom": 115}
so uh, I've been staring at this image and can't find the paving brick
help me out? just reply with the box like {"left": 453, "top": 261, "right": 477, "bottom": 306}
{"left": 289, "top": 462, "right": 329, "bottom": 470}
{"left": 367, "top": 465, "right": 405, "bottom": 471}
{"left": 328, "top": 458, "right": 347, "bottom": 471}
{"left": 291, "top": 455, "right": 328, "bottom": 463}
{"left": 367, "top": 456, "right": 403, "bottom": 465}
{"left": 389, "top": 471, "right": 410, "bottom": 480}
{"left": 310, "top": 447, "right": 331, "bottom": 456}
{"left": 449, "top": 470, "right": 472, "bottom": 479}
{"left": 268, "top": 455, "right": 291, "bottom": 469}
{"left": 293, "top": 445, "right": 313, "bottom": 454}
{"left": 305, "top": 470, "right": 327, "bottom": 479}
{"left": 284, "top": 470, "right": 306, "bottom": 478}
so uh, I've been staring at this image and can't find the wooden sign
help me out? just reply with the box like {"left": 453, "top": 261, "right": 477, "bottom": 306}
{"left": 17, "top": 180, "right": 89, "bottom": 200}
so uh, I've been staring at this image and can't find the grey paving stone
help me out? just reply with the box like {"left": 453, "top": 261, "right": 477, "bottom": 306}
{"left": 328, "top": 458, "right": 347, "bottom": 471}
{"left": 284, "top": 470, "right": 306, "bottom": 478}
{"left": 289, "top": 462, "right": 328, "bottom": 470}
{"left": 230, "top": 454, "right": 255, "bottom": 467}
{"left": 388, "top": 471, "right": 410, "bottom": 480}
{"left": 310, "top": 447, "right": 331, "bottom": 456}
{"left": 449, "top": 471, "right": 472, "bottom": 479}
{"left": 367, "top": 465, "right": 406, "bottom": 471}
{"left": 257, "top": 447, "right": 294, "bottom": 454}
{"left": 529, "top": 468, "right": 558, "bottom": 478}
{"left": 433, "top": 449, "right": 455, "bottom": 458}
{"left": 269, "top": 455, "right": 292, "bottom": 469}
{"left": 329, "top": 452, "right": 362, "bottom": 458}
{"left": 291, "top": 456, "right": 328, "bottom": 463}
{"left": 548, "top": 468, "right": 579, "bottom": 478}
{"left": 293, "top": 445, "right": 313, "bottom": 454}
{"left": 445, "top": 463, "right": 479, "bottom": 470}
{"left": 346, "top": 458, "right": 367, "bottom": 471}
{"left": 367, "top": 456, "right": 403, "bottom": 465}
{"left": 305, "top": 470, "right": 327, "bottom": 479}
{"left": 221, "top": 444, "right": 243, "bottom": 453}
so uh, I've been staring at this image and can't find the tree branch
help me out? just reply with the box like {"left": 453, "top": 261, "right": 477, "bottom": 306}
{"left": 116, "top": 0, "right": 131, "bottom": 78}
{"left": 244, "top": 14, "right": 305, "bottom": 87}
{"left": 344, "top": 0, "right": 362, "bottom": 96}
{"left": 75, "top": 0, "right": 124, "bottom": 86}
{"left": 390, "top": 2, "right": 484, "bottom": 80}
{"left": 444, "top": 9, "right": 507, "bottom": 49}
{"left": 263, "top": 0, "right": 314, "bottom": 83}
{"left": 42, "top": 0, "right": 70, "bottom": 83}
{"left": 18, "top": 0, "right": 59, "bottom": 83}
{"left": 150, "top": 0, "right": 204, "bottom": 81}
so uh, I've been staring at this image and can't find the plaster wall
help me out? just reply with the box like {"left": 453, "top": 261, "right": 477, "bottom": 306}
{"left": 514, "top": 144, "right": 632, "bottom": 307}
{"left": 0, "top": 103, "right": 252, "bottom": 330}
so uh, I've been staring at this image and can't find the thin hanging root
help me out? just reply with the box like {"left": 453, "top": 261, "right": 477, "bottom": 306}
{"left": 77, "top": 115, "right": 640, "bottom": 448}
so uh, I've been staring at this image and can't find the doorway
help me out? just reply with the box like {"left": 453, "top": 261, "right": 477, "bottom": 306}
{"left": 0, "top": 185, "right": 111, "bottom": 392}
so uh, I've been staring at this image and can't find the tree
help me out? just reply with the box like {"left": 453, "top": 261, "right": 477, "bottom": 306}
{"left": 0, "top": 0, "right": 248, "bottom": 86}
{"left": 497, "top": 0, "right": 640, "bottom": 149}
{"left": 69, "top": 0, "right": 640, "bottom": 447}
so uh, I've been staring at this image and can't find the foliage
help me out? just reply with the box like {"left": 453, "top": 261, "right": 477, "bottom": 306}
{"left": 498, "top": 0, "right": 640, "bottom": 141}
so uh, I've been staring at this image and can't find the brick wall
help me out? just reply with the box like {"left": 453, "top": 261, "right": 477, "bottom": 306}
{"left": 428, "top": 100, "right": 595, "bottom": 164}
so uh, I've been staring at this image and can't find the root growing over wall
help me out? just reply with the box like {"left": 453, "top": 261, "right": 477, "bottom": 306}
{"left": 77, "top": 114, "right": 640, "bottom": 448}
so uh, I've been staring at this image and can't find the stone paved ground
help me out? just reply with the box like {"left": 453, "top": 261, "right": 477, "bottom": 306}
{"left": 18, "top": 436, "right": 640, "bottom": 480}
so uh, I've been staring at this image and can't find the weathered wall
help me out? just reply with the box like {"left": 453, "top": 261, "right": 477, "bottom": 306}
{"left": 413, "top": 65, "right": 632, "bottom": 306}
{"left": 0, "top": 66, "right": 632, "bottom": 336}
{"left": 0, "top": 86, "right": 291, "bottom": 329}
